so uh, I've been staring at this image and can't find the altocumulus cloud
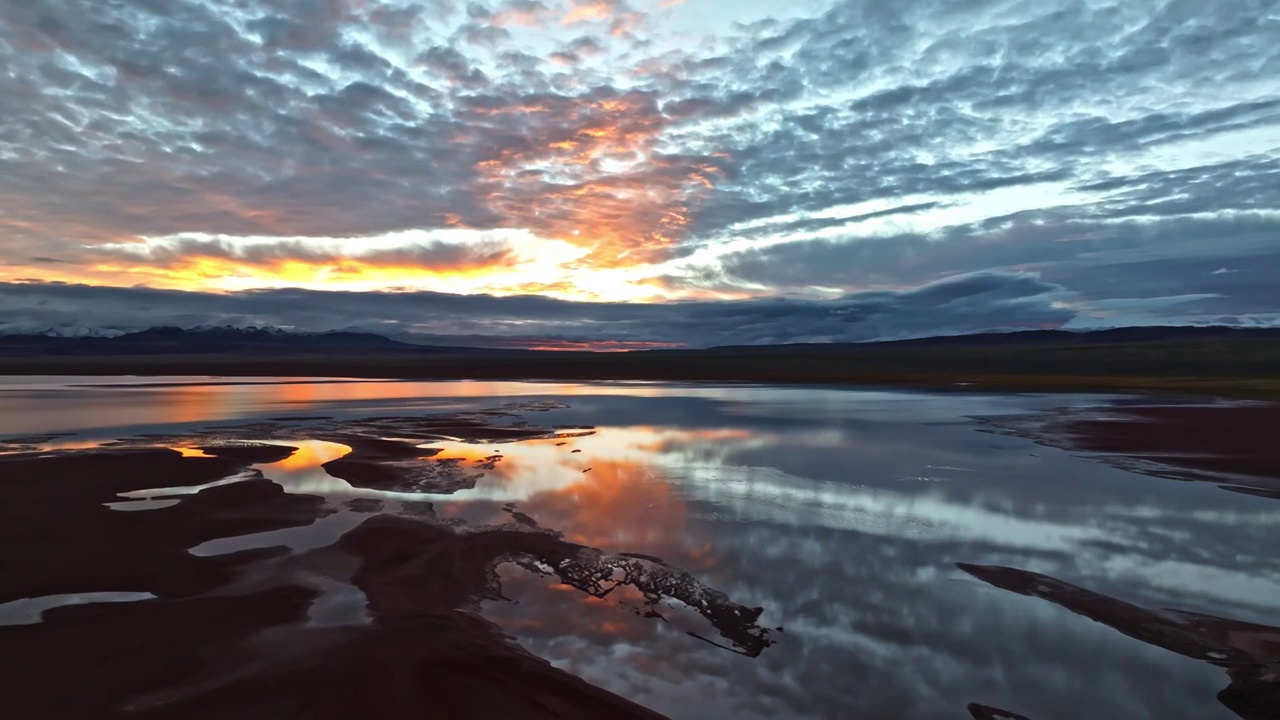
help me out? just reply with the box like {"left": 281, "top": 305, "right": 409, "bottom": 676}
{"left": 1, "top": 0, "right": 1278, "bottom": 337}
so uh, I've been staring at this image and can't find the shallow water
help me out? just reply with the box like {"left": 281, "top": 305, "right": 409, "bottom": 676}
{"left": 2, "top": 376, "right": 1277, "bottom": 719}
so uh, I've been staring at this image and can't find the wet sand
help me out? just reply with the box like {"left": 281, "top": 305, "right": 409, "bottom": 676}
{"left": 986, "top": 401, "right": 1280, "bottom": 498}
{"left": 0, "top": 409, "right": 772, "bottom": 719}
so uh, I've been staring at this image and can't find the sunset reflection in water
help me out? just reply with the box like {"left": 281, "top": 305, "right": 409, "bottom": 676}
{"left": 5, "top": 378, "right": 1279, "bottom": 720}
{"left": 0, "top": 377, "right": 694, "bottom": 436}
{"left": 223, "top": 427, "right": 725, "bottom": 571}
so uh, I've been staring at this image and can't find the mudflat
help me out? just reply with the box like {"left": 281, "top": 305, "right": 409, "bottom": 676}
{"left": 3, "top": 381, "right": 1279, "bottom": 719}
{"left": 0, "top": 411, "right": 771, "bottom": 719}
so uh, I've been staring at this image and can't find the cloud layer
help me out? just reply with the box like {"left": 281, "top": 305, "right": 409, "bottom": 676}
{"left": 0, "top": 273, "right": 1075, "bottom": 347}
{"left": 2, "top": 0, "right": 1277, "bottom": 338}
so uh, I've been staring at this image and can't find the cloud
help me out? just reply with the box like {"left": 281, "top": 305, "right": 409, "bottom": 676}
{"left": 57, "top": 234, "right": 522, "bottom": 292}
{"left": 662, "top": 211, "right": 1280, "bottom": 323}
{"left": 0, "top": 272, "right": 1074, "bottom": 346}
{"left": 0, "top": 0, "right": 1277, "bottom": 321}
{"left": 94, "top": 236, "right": 516, "bottom": 270}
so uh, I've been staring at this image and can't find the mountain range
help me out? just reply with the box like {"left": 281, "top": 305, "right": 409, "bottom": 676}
{"left": 1, "top": 324, "right": 1277, "bottom": 399}
{"left": 0, "top": 325, "right": 476, "bottom": 356}
{"left": 2, "top": 323, "right": 1278, "bottom": 357}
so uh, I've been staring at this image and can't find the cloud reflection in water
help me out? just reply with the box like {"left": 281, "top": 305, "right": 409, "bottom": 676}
{"left": 4, "top": 379, "right": 1277, "bottom": 718}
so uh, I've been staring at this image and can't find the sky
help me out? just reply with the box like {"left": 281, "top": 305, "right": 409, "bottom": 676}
{"left": 2, "top": 0, "right": 1278, "bottom": 347}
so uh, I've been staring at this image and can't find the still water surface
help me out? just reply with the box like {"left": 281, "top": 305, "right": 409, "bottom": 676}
{"left": 2, "top": 376, "right": 1277, "bottom": 719}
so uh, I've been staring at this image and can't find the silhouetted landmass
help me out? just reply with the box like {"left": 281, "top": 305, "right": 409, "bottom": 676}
{"left": 1, "top": 325, "right": 1279, "bottom": 397}
{"left": 0, "top": 326, "right": 492, "bottom": 356}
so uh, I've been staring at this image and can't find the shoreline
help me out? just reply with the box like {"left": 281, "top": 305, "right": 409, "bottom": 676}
{"left": 1, "top": 357, "right": 1277, "bottom": 400}
{"left": 3, "top": 389, "right": 1278, "bottom": 717}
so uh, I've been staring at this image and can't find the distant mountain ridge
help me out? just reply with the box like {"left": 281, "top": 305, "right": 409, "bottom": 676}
{"left": 705, "top": 324, "right": 1280, "bottom": 352}
{"left": 2, "top": 324, "right": 1278, "bottom": 398}
{"left": 1, "top": 323, "right": 1278, "bottom": 357}
{"left": 0, "top": 325, "right": 468, "bottom": 356}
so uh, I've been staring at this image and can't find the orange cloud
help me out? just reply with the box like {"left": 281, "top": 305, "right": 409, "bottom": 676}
{"left": 54, "top": 254, "right": 515, "bottom": 295}
{"left": 559, "top": 0, "right": 647, "bottom": 36}
{"left": 562, "top": 1, "right": 613, "bottom": 25}
{"left": 1, "top": 0, "right": 728, "bottom": 302}
{"left": 59, "top": 234, "right": 538, "bottom": 292}
{"left": 464, "top": 91, "right": 724, "bottom": 270}
{"left": 493, "top": 3, "right": 550, "bottom": 27}
{"left": 502, "top": 454, "right": 706, "bottom": 560}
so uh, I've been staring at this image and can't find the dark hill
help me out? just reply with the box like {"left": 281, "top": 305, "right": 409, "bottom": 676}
{"left": 0, "top": 326, "right": 478, "bottom": 357}
{"left": 1, "top": 325, "right": 1278, "bottom": 399}
{"left": 704, "top": 325, "right": 1280, "bottom": 353}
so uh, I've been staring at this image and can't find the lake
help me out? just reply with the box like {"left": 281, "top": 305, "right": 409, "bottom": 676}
{"left": 1, "top": 376, "right": 1277, "bottom": 719}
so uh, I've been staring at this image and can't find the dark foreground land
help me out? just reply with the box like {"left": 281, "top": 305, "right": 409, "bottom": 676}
{"left": 0, "top": 410, "right": 772, "bottom": 719}
{"left": 2, "top": 395, "right": 1279, "bottom": 718}
{"left": 2, "top": 326, "right": 1279, "bottom": 398}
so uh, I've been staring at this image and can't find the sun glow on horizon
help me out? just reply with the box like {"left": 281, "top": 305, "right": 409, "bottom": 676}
{"left": 1, "top": 227, "right": 753, "bottom": 302}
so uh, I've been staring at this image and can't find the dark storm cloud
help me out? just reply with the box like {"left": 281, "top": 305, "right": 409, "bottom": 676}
{"left": 1044, "top": 251, "right": 1280, "bottom": 318}
{"left": 0, "top": 273, "right": 1072, "bottom": 346}
{"left": 671, "top": 213, "right": 1280, "bottom": 289}
{"left": 665, "top": 211, "right": 1280, "bottom": 324}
